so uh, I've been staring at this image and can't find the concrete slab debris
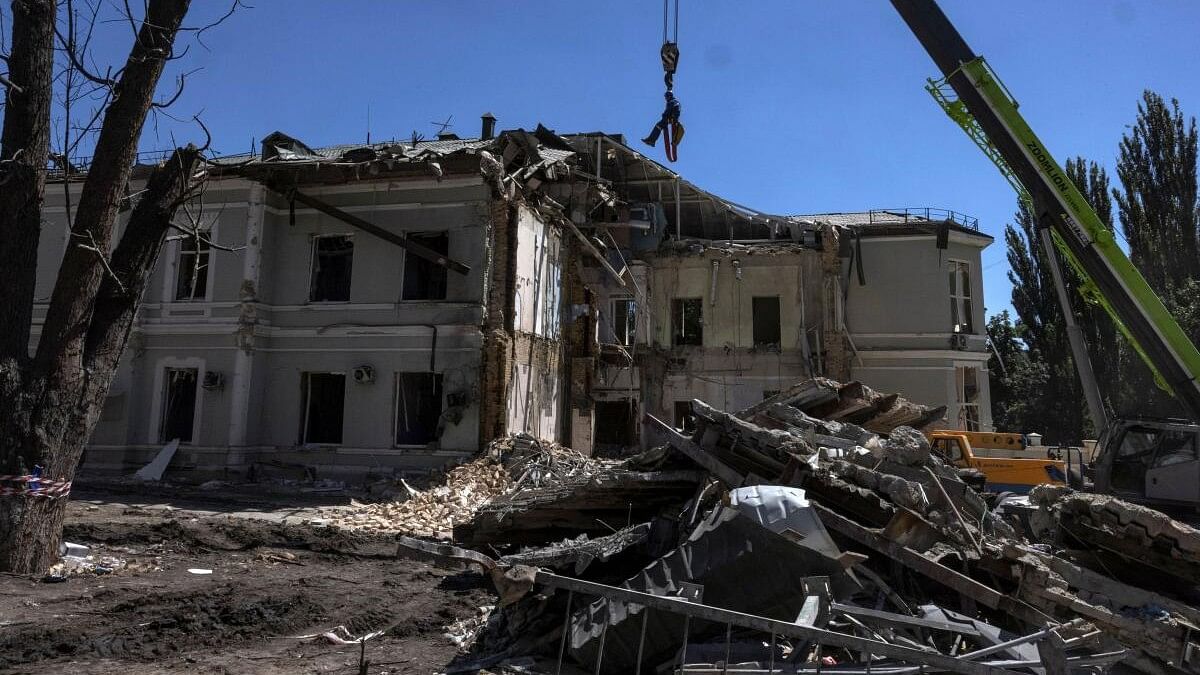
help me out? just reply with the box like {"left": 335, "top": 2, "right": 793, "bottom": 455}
{"left": 380, "top": 377, "right": 1200, "bottom": 675}
{"left": 133, "top": 439, "right": 180, "bottom": 482}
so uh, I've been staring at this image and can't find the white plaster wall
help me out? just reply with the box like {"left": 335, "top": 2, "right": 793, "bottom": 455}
{"left": 648, "top": 250, "right": 821, "bottom": 350}
{"left": 512, "top": 205, "right": 563, "bottom": 337}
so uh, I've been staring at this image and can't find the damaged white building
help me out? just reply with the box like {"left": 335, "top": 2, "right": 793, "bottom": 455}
{"left": 33, "top": 117, "right": 993, "bottom": 479}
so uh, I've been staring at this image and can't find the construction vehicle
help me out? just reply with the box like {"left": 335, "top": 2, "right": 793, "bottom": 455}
{"left": 929, "top": 430, "right": 1066, "bottom": 494}
{"left": 877, "top": 2, "right": 1200, "bottom": 512}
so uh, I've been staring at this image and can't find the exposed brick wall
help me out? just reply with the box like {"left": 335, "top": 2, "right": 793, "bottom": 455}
{"left": 561, "top": 239, "right": 596, "bottom": 454}
{"left": 478, "top": 200, "right": 515, "bottom": 447}
{"left": 821, "top": 223, "right": 851, "bottom": 381}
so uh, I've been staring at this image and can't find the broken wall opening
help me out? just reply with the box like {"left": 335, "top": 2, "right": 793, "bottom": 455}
{"left": 309, "top": 235, "right": 354, "bottom": 302}
{"left": 402, "top": 231, "right": 449, "bottom": 300}
{"left": 594, "top": 399, "right": 638, "bottom": 450}
{"left": 301, "top": 372, "right": 345, "bottom": 444}
{"left": 674, "top": 400, "right": 696, "bottom": 433}
{"left": 752, "top": 295, "right": 781, "bottom": 347}
{"left": 159, "top": 367, "right": 198, "bottom": 443}
{"left": 395, "top": 372, "right": 444, "bottom": 446}
{"left": 672, "top": 297, "right": 703, "bottom": 346}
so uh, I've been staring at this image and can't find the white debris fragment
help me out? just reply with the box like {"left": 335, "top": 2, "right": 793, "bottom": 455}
{"left": 443, "top": 605, "right": 495, "bottom": 650}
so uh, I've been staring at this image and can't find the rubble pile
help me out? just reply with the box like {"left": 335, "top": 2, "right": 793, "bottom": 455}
{"left": 320, "top": 458, "right": 510, "bottom": 538}
{"left": 317, "top": 434, "right": 608, "bottom": 539}
{"left": 395, "top": 378, "right": 1200, "bottom": 675}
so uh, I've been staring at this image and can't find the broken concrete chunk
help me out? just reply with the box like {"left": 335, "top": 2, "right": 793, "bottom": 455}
{"left": 880, "top": 426, "right": 930, "bottom": 466}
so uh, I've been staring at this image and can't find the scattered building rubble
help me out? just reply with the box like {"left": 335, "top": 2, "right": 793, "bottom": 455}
{"left": 315, "top": 457, "right": 510, "bottom": 538}
{"left": 393, "top": 378, "right": 1200, "bottom": 675}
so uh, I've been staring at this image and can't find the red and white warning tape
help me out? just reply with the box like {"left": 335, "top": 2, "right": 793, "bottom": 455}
{"left": 0, "top": 474, "right": 72, "bottom": 498}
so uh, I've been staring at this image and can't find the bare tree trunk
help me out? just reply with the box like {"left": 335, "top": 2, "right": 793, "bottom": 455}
{"left": 0, "top": 147, "right": 202, "bottom": 573}
{"left": 35, "top": 0, "right": 191, "bottom": 383}
{"left": 0, "top": 0, "right": 55, "bottom": 362}
{"left": 0, "top": 0, "right": 196, "bottom": 574}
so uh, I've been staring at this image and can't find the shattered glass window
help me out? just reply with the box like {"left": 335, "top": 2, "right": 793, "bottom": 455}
{"left": 948, "top": 260, "right": 973, "bottom": 334}
{"left": 301, "top": 372, "right": 345, "bottom": 445}
{"left": 159, "top": 368, "right": 198, "bottom": 443}
{"left": 672, "top": 298, "right": 703, "bottom": 346}
{"left": 402, "top": 232, "right": 449, "bottom": 301}
{"left": 955, "top": 365, "right": 981, "bottom": 431}
{"left": 310, "top": 235, "right": 354, "bottom": 302}
{"left": 395, "top": 372, "right": 443, "bottom": 446}
{"left": 175, "top": 233, "right": 210, "bottom": 301}
{"left": 611, "top": 297, "right": 637, "bottom": 345}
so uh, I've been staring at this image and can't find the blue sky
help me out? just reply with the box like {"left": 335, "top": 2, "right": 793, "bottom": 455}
{"left": 83, "top": 1, "right": 1200, "bottom": 319}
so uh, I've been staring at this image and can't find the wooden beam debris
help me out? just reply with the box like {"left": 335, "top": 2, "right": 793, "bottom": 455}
{"left": 266, "top": 183, "right": 471, "bottom": 275}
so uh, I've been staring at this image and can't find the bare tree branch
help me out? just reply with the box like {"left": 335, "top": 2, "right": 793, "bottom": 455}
{"left": 0, "top": 72, "right": 21, "bottom": 93}
{"left": 71, "top": 229, "right": 125, "bottom": 294}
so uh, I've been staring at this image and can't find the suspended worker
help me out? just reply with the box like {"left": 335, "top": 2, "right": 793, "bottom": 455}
{"left": 643, "top": 4, "right": 684, "bottom": 162}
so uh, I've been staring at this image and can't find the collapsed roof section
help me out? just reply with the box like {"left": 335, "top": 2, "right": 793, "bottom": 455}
{"left": 202, "top": 126, "right": 990, "bottom": 252}
{"left": 210, "top": 126, "right": 575, "bottom": 197}
{"left": 561, "top": 132, "right": 794, "bottom": 242}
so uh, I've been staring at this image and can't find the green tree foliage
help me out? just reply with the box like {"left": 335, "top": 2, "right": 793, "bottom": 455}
{"left": 1115, "top": 92, "right": 1200, "bottom": 295}
{"left": 998, "top": 158, "right": 1117, "bottom": 443}
{"left": 994, "top": 90, "right": 1200, "bottom": 437}
{"left": 1110, "top": 91, "right": 1200, "bottom": 417}
{"left": 986, "top": 310, "right": 1045, "bottom": 434}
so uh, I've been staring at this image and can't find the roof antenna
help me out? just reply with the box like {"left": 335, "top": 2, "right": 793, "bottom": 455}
{"left": 431, "top": 115, "right": 454, "bottom": 135}
{"left": 366, "top": 102, "right": 372, "bottom": 145}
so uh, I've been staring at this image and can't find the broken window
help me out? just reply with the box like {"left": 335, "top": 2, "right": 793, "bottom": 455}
{"left": 159, "top": 368, "right": 198, "bottom": 443}
{"left": 395, "top": 372, "right": 443, "bottom": 446}
{"left": 955, "top": 365, "right": 980, "bottom": 431}
{"left": 301, "top": 372, "right": 345, "bottom": 445}
{"left": 610, "top": 297, "right": 637, "bottom": 346}
{"left": 674, "top": 400, "right": 696, "bottom": 434}
{"left": 752, "top": 296, "right": 781, "bottom": 347}
{"left": 595, "top": 400, "right": 637, "bottom": 448}
{"left": 174, "top": 233, "right": 210, "bottom": 301}
{"left": 948, "top": 260, "right": 973, "bottom": 334}
{"left": 402, "top": 232, "right": 449, "bottom": 300}
{"left": 671, "top": 298, "right": 703, "bottom": 346}
{"left": 309, "top": 235, "right": 354, "bottom": 302}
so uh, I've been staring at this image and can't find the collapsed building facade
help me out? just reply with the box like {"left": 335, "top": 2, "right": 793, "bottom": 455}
{"left": 32, "top": 116, "right": 993, "bottom": 479}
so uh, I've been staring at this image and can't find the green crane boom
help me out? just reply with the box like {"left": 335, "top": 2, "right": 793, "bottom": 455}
{"left": 890, "top": 0, "right": 1200, "bottom": 423}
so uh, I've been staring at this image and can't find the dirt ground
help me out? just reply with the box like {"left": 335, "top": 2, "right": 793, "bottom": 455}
{"left": 0, "top": 492, "right": 493, "bottom": 674}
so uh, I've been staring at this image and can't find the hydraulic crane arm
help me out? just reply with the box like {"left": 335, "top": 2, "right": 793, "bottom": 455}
{"left": 889, "top": 0, "right": 1200, "bottom": 422}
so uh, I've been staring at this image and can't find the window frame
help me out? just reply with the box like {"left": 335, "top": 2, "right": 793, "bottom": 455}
{"left": 401, "top": 231, "right": 450, "bottom": 302}
{"left": 610, "top": 296, "right": 637, "bottom": 346}
{"left": 751, "top": 295, "right": 782, "bottom": 347}
{"left": 393, "top": 371, "right": 444, "bottom": 447}
{"left": 158, "top": 366, "right": 200, "bottom": 444}
{"left": 174, "top": 232, "right": 211, "bottom": 302}
{"left": 300, "top": 371, "right": 347, "bottom": 446}
{"left": 948, "top": 259, "right": 974, "bottom": 334}
{"left": 308, "top": 233, "right": 355, "bottom": 303}
{"left": 954, "top": 364, "right": 981, "bottom": 432}
{"left": 671, "top": 297, "right": 704, "bottom": 347}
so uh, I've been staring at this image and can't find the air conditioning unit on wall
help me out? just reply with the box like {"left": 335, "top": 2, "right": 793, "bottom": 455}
{"left": 202, "top": 371, "right": 224, "bottom": 391}
{"left": 352, "top": 365, "right": 376, "bottom": 384}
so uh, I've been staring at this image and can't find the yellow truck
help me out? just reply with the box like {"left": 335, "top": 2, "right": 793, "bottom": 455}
{"left": 929, "top": 430, "right": 1067, "bottom": 494}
